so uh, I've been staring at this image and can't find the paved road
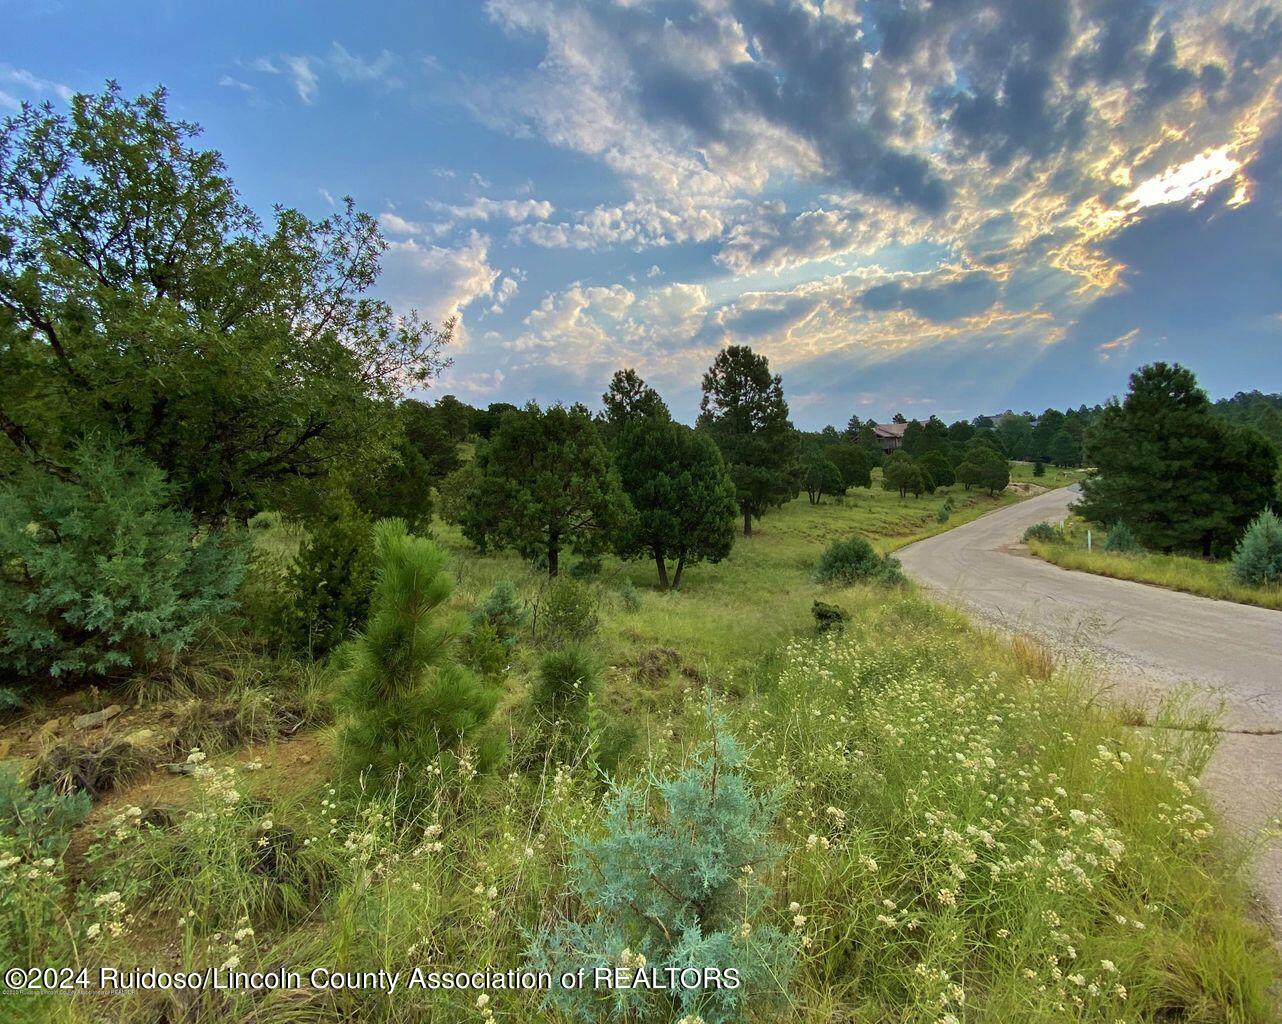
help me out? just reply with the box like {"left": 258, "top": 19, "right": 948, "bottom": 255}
{"left": 898, "top": 485, "right": 1282, "bottom": 933}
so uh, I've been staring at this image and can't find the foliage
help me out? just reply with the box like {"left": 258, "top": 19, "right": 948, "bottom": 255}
{"left": 881, "top": 451, "right": 922, "bottom": 499}
{"left": 617, "top": 577, "right": 642, "bottom": 612}
{"left": 1033, "top": 458, "right": 1046, "bottom": 477}
{"left": 1213, "top": 390, "right": 1282, "bottom": 448}
{"left": 1104, "top": 521, "right": 1141, "bottom": 553}
{"left": 0, "top": 84, "right": 450, "bottom": 521}
{"left": 1230, "top": 508, "right": 1282, "bottom": 587}
{"left": 1080, "top": 363, "right": 1278, "bottom": 556}
{"left": 814, "top": 534, "right": 904, "bottom": 585}
{"left": 470, "top": 579, "right": 529, "bottom": 647}
{"left": 614, "top": 418, "right": 737, "bottom": 589}
{"left": 533, "top": 645, "right": 600, "bottom": 725}
{"left": 811, "top": 599, "right": 849, "bottom": 632}
{"left": 458, "top": 619, "right": 509, "bottom": 681}
{"left": 0, "top": 440, "right": 246, "bottom": 681}
{"left": 0, "top": 767, "right": 91, "bottom": 859}
{"left": 435, "top": 463, "right": 480, "bottom": 528}
{"left": 276, "top": 503, "right": 374, "bottom": 658}
{"left": 538, "top": 576, "right": 600, "bottom": 648}
{"left": 336, "top": 519, "right": 498, "bottom": 786}
{"left": 825, "top": 443, "right": 872, "bottom": 490}
{"left": 1023, "top": 522, "right": 1061, "bottom": 543}
{"left": 800, "top": 449, "right": 845, "bottom": 505}
{"left": 601, "top": 368, "right": 669, "bottom": 435}
{"left": 1049, "top": 429, "right": 1081, "bottom": 467}
{"left": 697, "top": 345, "right": 799, "bottom": 536}
{"left": 464, "top": 403, "right": 629, "bottom": 576}
{"left": 978, "top": 453, "right": 1011, "bottom": 494}
{"left": 529, "top": 725, "right": 796, "bottom": 1024}
{"left": 918, "top": 449, "right": 955, "bottom": 488}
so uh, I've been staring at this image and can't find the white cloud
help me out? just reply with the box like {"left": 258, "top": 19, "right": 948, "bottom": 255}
{"left": 427, "top": 196, "right": 554, "bottom": 224}
{"left": 380, "top": 230, "right": 502, "bottom": 341}
{"left": 0, "top": 65, "right": 73, "bottom": 107}
{"left": 282, "top": 55, "right": 319, "bottom": 104}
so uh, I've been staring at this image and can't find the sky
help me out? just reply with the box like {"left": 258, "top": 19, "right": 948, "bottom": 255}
{"left": 4, "top": 0, "right": 1281, "bottom": 428}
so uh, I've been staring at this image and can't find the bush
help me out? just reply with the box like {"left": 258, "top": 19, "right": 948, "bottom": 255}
{"left": 538, "top": 576, "right": 599, "bottom": 647}
{"left": 814, "top": 535, "right": 903, "bottom": 586}
{"left": 0, "top": 767, "right": 91, "bottom": 859}
{"left": 0, "top": 441, "right": 247, "bottom": 682}
{"left": 1104, "top": 521, "right": 1141, "bottom": 553}
{"left": 277, "top": 505, "right": 374, "bottom": 658}
{"left": 1022, "top": 521, "right": 1060, "bottom": 543}
{"left": 459, "top": 619, "right": 509, "bottom": 680}
{"left": 533, "top": 645, "right": 600, "bottom": 724}
{"left": 936, "top": 505, "right": 951, "bottom": 523}
{"left": 336, "top": 519, "right": 499, "bottom": 787}
{"left": 812, "top": 600, "right": 850, "bottom": 633}
{"left": 529, "top": 723, "right": 796, "bottom": 1024}
{"left": 1230, "top": 508, "right": 1282, "bottom": 586}
{"left": 1033, "top": 459, "right": 1046, "bottom": 477}
{"left": 567, "top": 556, "right": 603, "bottom": 579}
{"left": 616, "top": 577, "right": 642, "bottom": 612}
{"left": 470, "top": 579, "right": 529, "bottom": 647}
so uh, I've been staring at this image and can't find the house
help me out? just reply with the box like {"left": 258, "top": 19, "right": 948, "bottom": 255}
{"left": 873, "top": 422, "right": 908, "bottom": 454}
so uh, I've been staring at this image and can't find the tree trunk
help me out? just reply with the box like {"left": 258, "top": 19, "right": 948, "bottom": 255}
{"left": 743, "top": 510, "right": 752, "bottom": 537}
{"left": 654, "top": 549, "right": 669, "bottom": 590}
{"left": 1201, "top": 532, "right": 1213, "bottom": 559}
{"left": 547, "top": 544, "right": 559, "bottom": 577}
{"left": 672, "top": 554, "right": 687, "bottom": 590}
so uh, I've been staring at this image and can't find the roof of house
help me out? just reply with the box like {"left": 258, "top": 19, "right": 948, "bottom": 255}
{"left": 873, "top": 422, "right": 909, "bottom": 439}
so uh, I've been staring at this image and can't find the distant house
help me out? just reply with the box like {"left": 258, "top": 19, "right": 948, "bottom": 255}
{"left": 873, "top": 422, "right": 908, "bottom": 454}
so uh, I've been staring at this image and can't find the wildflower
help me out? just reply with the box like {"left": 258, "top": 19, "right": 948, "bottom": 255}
{"left": 86, "top": 923, "right": 101, "bottom": 939}
{"left": 937, "top": 888, "right": 956, "bottom": 906}
{"left": 476, "top": 994, "right": 490, "bottom": 1008}
{"left": 1100, "top": 959, "right": 1116, "bottom": 972}
{"left": 739, "top": 921, "right": 752, "bottom": 939}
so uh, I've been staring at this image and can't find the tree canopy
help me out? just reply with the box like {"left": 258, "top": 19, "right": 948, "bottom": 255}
{"left": 697, "top": 345, "right": 798, "bottom": 536}
{"left": 0, "top": 84, "right": 451, "bottom": 521}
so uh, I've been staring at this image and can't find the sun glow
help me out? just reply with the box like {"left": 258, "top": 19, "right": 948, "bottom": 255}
{"left": 1122, "top": 146, "right": 1243, "bottom": 211}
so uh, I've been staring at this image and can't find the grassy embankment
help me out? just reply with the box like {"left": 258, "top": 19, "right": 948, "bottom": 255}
{"left": 4, "top": 467, "right": 1277, "bottom": 1024}
{"left": 1027, "top": 517, "right": 1282, "bottom": 612}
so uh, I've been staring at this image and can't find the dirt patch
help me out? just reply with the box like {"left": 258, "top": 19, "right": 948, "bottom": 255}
{"left": 634, "top": 646, "right": 682, "bottom": 683}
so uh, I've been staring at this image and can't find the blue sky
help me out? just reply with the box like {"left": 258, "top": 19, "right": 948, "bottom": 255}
{"left": 5, "top": 0, "right": 1281, "bottom": 427}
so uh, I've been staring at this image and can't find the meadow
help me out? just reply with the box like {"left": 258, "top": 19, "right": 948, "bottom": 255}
{"left": 3, "top": 472, "right": 1278, "bottom": 1024}
{"left": 1027, "top": 518, "right": 1282, "bottom": 612}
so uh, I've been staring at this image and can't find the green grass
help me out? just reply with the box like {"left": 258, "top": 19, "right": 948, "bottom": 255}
{"left": 1027, "top": 519, "right": 1282, "bottom": 611}
{"left": 8, "top": 466, "right": 1274, "bottom": 1024}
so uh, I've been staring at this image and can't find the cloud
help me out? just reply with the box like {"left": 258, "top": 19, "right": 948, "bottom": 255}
{"left": 245, "top": 43, "right": 401, "bottom": 104}
{"left": 281, "top": 55, "right": 319, "bottom": 104}
{"left": 428, "top": 196, "right": 554, "bottom": 224}
{"left": 0, "top": 65, "right": 73, "bottom": 109}
{"left": 379, "top": 230, "right": 502, "bottom": 339}
{"left": 1097, "top": 327, "right": 1140, "bottom": 359}
{"left": 861, "top": 273, "right": 1002, "bottom": 324}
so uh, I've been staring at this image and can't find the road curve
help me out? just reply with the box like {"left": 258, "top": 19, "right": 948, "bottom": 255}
{"left": 898, "top": 485, "right": 1282, "bottom": 933}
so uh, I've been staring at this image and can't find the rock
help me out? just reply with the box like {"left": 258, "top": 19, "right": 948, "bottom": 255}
{"left": 73, "top": 705, "right": 122, "bottom": 730}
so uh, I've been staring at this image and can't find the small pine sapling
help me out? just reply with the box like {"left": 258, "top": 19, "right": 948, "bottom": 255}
{"left": 1230, "top": 509, "right": 1282, "bottom": 586}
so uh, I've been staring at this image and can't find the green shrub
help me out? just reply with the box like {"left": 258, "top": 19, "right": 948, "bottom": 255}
{"left": 936, "top": 505, "right": 951, "bottom": 523}
{"left": 277, "top": 506, "right": 374, "bottom": 658}
{"left": 813, "top": 535, "right": 903, "bottom": 585}
{"left": 459, "top": 619, "right": 509, "bottom": 680}
{"left": 617, "top": 577, "right": 642, "bottom": 612}
{"left": 0, "top": 441, "right": 246, "bottom": 682}
{"left": 567, "top": 556, "right": 603, "bottom": 579}
{"left": 1033, "top": 459, "right": 1046, "bottom": 477}
{"left": 1230, "top": 508, "right": 1282, "bottom": 586}
{"left": 336, "top": 519, "right": 499, "bottom": 787}
{"left": 1022, "top": 521, "right": 1060, "bottom": 543}
{"left": 538, "top": 576, "right": 599, "bottom": 647}
{"left": 812, "top": 599, "right": 850, "bottom": 633}
{"left": 0, "top": 767, "right": 91, "bottom": 859}
{"left": 534, "top": 645, "right": 600, "bottom": 724}
{"left": 1104, "top": 521, "right": 1142, "bottom": 553}
{"left": 529, "top": 724, "right": 795, "bottom": 1024}
{"left": 469, "top": 579, "right": 529, "bottom": 647}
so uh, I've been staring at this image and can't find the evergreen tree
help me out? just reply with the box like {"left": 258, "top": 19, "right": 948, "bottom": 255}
{"left": 882, "top": 451, "right": 918, "bottom": 499}
{"left": 336, "top": 520, "right": 498, "bottom": 786}
{"left": 465, "top": 404, "right": 629, "bottom": 576}
{"left": 918, "top": 449, "right": 955, "bottom": 488}
{"left": 697, "top": 346, "right": 798, "bottom": 537}
{"left": 1230, "top": 509, "right": 1282, "bottom": 586}
{"left": 979, "top": 454, "right": 1011, "bottom": 495}
{"left": 1048, "top": 429, "right": 1082, "bottom": 468}
{"left": 1079, "top": 363, "right": 1277, "bottom": 555}
{"left": 800, "top": 449, "right": 845, "bottom": 504}
{"left": 613, "top": 418, "right": 737, "bottom": 589}
{"left": 826, "top": 444, "right": 872, "bottom": 489}
{"left": 601, "top": 368, "right": 669, "bottom": 435}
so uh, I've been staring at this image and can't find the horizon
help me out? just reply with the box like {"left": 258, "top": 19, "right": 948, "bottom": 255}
{"left": 6, "top": 0, "right": 1281, "bottom": 429}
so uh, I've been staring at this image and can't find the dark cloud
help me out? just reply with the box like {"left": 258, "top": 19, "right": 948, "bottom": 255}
{"left": 861, "top": 273, "right": 1001, "bottom": 322}
{"left": 1140, "top": 30, "right": 1197, "bottom": 107}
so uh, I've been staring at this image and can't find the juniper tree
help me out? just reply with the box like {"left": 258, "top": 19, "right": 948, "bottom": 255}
{"left": 800, "top": 449, "right": 845, "bottom": 504}
{"left": 826, "top": 443, "right": 872, "bottom": 490}
{"left": 336, "top": 520, "right": 499, "bottom": 786}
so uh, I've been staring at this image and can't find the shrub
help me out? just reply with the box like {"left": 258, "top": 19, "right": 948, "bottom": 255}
{"left": 459, "top": 619, "right": 509, "bottom": 680}
{"left": 0, "top": 767, "right": 91, "bottom": 858}
{"left": 616, "top": 577, "right": 642, "bottom": 612}
{"left": 277, "top": 506, "right": 374, "bottom": 658}
{"left": 1022, "top": 521, "right": 1060, "bottom": 543}
{"left": 936, "top": 505, "right": 951, "bottom": 523}
{"left": 336, "top": 519, "right": 499, "bottom": 787}
{"left": 812, "top": 599, "right": 850, "bottom": 633}
{"left": 470, "top": 579, "right": 529, "bottom": 647}
{"left": 0, "top": 441, "right": 247, "bottom": 682}
{"left": 1033, "top": 459, "right": 1046, "bottom": 477}
{"left": 28, "top": 737, "right": 148, "bottom": 797}
{"left": 814, "top": 535, "right": 903, "bottom": 585}
{"left": 538, "top": 576, "right": 599, "bottom": 647}
{"left": 1104, "top": 521, "right": 1141, "bottom": 553}
{"left": 567, "top": 556, "right": 603, "bottom": 579}
{"left": 529, "top": 724, "right": 796, "bottom": 1024}
{"left": 1230, "top": 508, "right": 1282, "bottom": 586}
{"left": 533, "top": 645, "right": 600, "bottom": 724}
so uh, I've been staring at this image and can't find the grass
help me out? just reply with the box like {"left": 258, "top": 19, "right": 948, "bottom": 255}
{"left": 4, "top": 467, "right": 1274, "bottom": 1024}
{"left": 1027, "top": 518, "right": 1282, "bottom": 611}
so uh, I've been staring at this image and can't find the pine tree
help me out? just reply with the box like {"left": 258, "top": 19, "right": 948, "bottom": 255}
{"left": 800, "top": 449, "right": 844, "bottom": 504}
{"left": 826, "top": 443, "right": 872, "bottom": 489}
{"left": 697, "top": 346, "right": 798, "bottom": 537}
{"left": 1230, "top": 509, "right": 1282, "bottom": 586}
{"left": 336, "top": 520, "right": 499, "bottom": 786}
{"left": 601, "top": 368, "right": 669, "bottom": 435}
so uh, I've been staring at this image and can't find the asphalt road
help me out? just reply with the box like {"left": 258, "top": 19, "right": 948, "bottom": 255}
{"left": 898, "top": 485, "right": 1282, "bottom": 934}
